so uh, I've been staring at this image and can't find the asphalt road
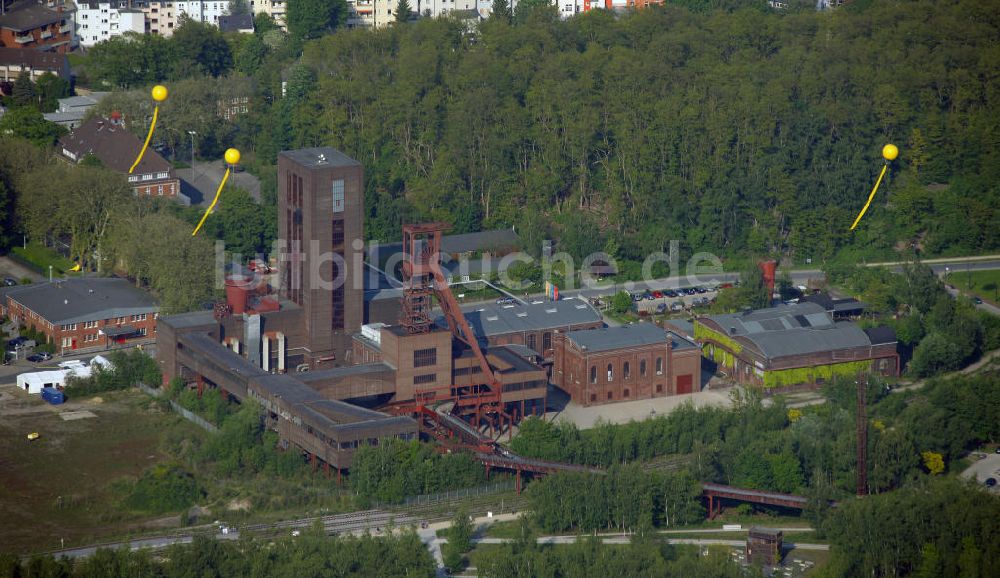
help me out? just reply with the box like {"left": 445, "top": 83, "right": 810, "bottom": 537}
{"left": 960, "top": 453, "right": 1000, "bottom": 493}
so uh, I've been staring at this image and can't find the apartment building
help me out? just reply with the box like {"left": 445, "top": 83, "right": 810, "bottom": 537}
{"left": 75, "top": 2, "right": 144, "bottom": 47}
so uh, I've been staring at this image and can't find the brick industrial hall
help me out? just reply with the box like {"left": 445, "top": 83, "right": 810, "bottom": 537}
{"left": 154, "top": 146, "right": 722, "bottom": 478}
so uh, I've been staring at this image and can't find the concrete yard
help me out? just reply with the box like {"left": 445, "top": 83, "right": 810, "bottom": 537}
{"left": 547, "top": 386, "right": 734, "bottom": 429}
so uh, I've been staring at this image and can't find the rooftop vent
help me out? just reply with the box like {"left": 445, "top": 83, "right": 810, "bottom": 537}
{"left": 516, "top": 312, "right": 528, "bottom": 317}
{"left": 545, "top": 308, "right": 557, "bottom": 313}
{"left": 486, "top": 315, "right": 499, "bottom": 321}
{"left": 575, "top": 304, "right": 587, "bottom": 309}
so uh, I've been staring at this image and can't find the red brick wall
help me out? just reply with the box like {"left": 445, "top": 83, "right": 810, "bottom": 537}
{"left": 552, "top": 333, "right": 702, "bottom": 406}
{"left": 50, "top": 313, "right": 158, "bottom": 352}
{"left": 0, "top": 21, "right": 71, "bottom": 53}
{"left": 134, "top": 178, "right": 179, "bottom": 198}
{"left": 3, "top": 294, "right": 157, "bottom": 351}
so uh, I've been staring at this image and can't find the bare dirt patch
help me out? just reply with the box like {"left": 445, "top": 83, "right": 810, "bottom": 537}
{"left": 0, "top": 390, "right": 208, "bottom": 553}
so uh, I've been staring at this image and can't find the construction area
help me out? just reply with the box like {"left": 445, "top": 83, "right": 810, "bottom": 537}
{"left": 158, "top": 147, "right": 698, "bottom": 486}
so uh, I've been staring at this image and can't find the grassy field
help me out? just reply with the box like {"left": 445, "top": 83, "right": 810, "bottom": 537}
{"left": 946, "top": 269, "right": 1000, "bottom": 303}
{"left": 10, "top": 243, "right": 75, "bottom": 275}
{"left": 0, "top": 388, "right": 208, "bottom": 553}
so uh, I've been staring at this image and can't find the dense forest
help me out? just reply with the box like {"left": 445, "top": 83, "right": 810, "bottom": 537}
{"left": 6, "top": 0, "right": 988, "bottom": 270}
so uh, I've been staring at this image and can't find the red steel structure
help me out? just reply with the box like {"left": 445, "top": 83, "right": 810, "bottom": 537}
{"left": 397, "top": 222, "right": 513, "bottom": 435}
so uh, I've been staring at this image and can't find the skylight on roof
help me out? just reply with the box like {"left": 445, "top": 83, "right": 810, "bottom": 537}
{"left": 486, "top": 315, "right": 499, "bottom": 321}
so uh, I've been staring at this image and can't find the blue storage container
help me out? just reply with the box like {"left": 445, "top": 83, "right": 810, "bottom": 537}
{"left": 41, "top": 387, "right": 64, "bottom": 405}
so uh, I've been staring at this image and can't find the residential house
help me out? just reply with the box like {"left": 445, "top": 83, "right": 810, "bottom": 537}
{"left": 59, "top": 114, "right": 182, "bottom": 199}
{"left": 0, "top": 45, "right": 68, "bottom": 86}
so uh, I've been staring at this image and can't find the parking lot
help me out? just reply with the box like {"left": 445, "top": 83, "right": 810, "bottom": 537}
{"left": 961, "top": 452, "right": 1000, "bottom": 493}
{"left": 588, "top": 285, "right": 724, "bottom": 315}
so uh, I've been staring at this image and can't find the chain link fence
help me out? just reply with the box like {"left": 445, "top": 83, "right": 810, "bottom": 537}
{"left": 137, "top": 382, "right": 218, "bottom": 433}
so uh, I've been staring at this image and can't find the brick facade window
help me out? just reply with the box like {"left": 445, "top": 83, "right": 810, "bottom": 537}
{"left": 526, "top": 333, "right": 536, "bottom": 350}
{"left": 623, "top": 362, "right": 630, "bottom": 380}
{"left": 542, "top": 332, "right": 552, "bottom": 351}
{"left": 656, "top": 357, "right": 663, "bottom": 375}
{"left": 640, "top": 359, "right": 646, "bottom": 376}
{"left": 413, "top": 373, "right": 436, "bottom": 385}
{"left": 590, "top": 366, "right": 597, "bottom": 384}
{"left": 413, "top": 348, "right": 437, "bottom": 368}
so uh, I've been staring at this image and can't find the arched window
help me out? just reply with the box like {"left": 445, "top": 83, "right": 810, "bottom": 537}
{"left": 640, "top": 359, "right": 647, "bottom": 377}
{"left": 590, "top": 366, "right": 597, "bottom": 384}
{"left": 607, "top": 363, "right": 613, "bottom": 382}
{"left": 656, "top": 357, "right": 663, "bottom": 375}
{"left": 623, "top": 362, "right": 630, "bottom": 380}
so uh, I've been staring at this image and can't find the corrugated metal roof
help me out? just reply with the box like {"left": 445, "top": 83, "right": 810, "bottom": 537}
{"left": 447, "top": 297, "right": 602, "bottom": 338}
{"left": 703, "top": 303, "right": 877, "bottom": 360}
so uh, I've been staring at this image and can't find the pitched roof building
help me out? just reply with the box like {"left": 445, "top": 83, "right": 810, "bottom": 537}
{"left": 0, "top": 45, "right": 68, "bottom": 84}
{"left": 59, "top": 114, "right": 181, "bottom": 199}
{"left": 693, "top": 302, "right": 898, "bottom": 389}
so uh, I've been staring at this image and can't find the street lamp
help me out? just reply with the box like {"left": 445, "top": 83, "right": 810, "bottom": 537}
{"left": 187, "top": 130, "right": 197, "bottom": 179}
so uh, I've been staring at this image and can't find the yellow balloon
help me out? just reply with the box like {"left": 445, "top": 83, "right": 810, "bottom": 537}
{"left": 882, "top": 143, "right": 899, "bottom": 161}
{"left": 151, "top": 85, "right": 168, "bottom": 102}
{"left": 224, "top": 148, "right": 241, "bottom": 165}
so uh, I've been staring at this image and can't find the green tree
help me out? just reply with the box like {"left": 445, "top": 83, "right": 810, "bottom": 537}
{"left": 490, "top": 0, "right": 511, "bottom": 22}
{"left": 10, "top": 70, "right": 37, "bottom": 107}
{"left": 286, "top": 0, "right": 347, "bottom": 44}
{"left": 228, "top": 0, "right": 250, "bottom": 15}
{"left": 395, "top": 0, "right": 412, "bottom": 22}
{"left": 172, "top": 16, "right": 234, "bottom": 77}
{"left": 235, "top": 32, "right": 269, "bottom": 75}
{"left": 611, "top": 290, "right": 632, "bottom": 314}
{"left": 0, "top": 107, "right": 66, "bottom": 147}
{"left": 34, "top": 72, "right": 71, "bottom": 113}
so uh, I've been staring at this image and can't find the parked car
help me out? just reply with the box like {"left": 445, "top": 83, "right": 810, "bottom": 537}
{"left": 695, "top": 287, "right": 708, "bottom": 294}
{"left": 632, "top": 293, "right": 643, "bottom": 303}
{"left": 671, "top": 301, "right": 685, "bottom": 312}
{"left": 986, "top": 478, "right": 997, "bottom": 488}
{"left": 974, "top": 297, "right": 984, "bottom": 305}
{"left": 655, "top": 303, "right": 667, "bottom": 314}
{"left": 3, "top": 278, "right": 17, "bottom": 287}
{"left": 5, "top": 336, "right": 28, "bottom": 350}
{"left": 652, "top": 291, "right": 663, "bottom": 299}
